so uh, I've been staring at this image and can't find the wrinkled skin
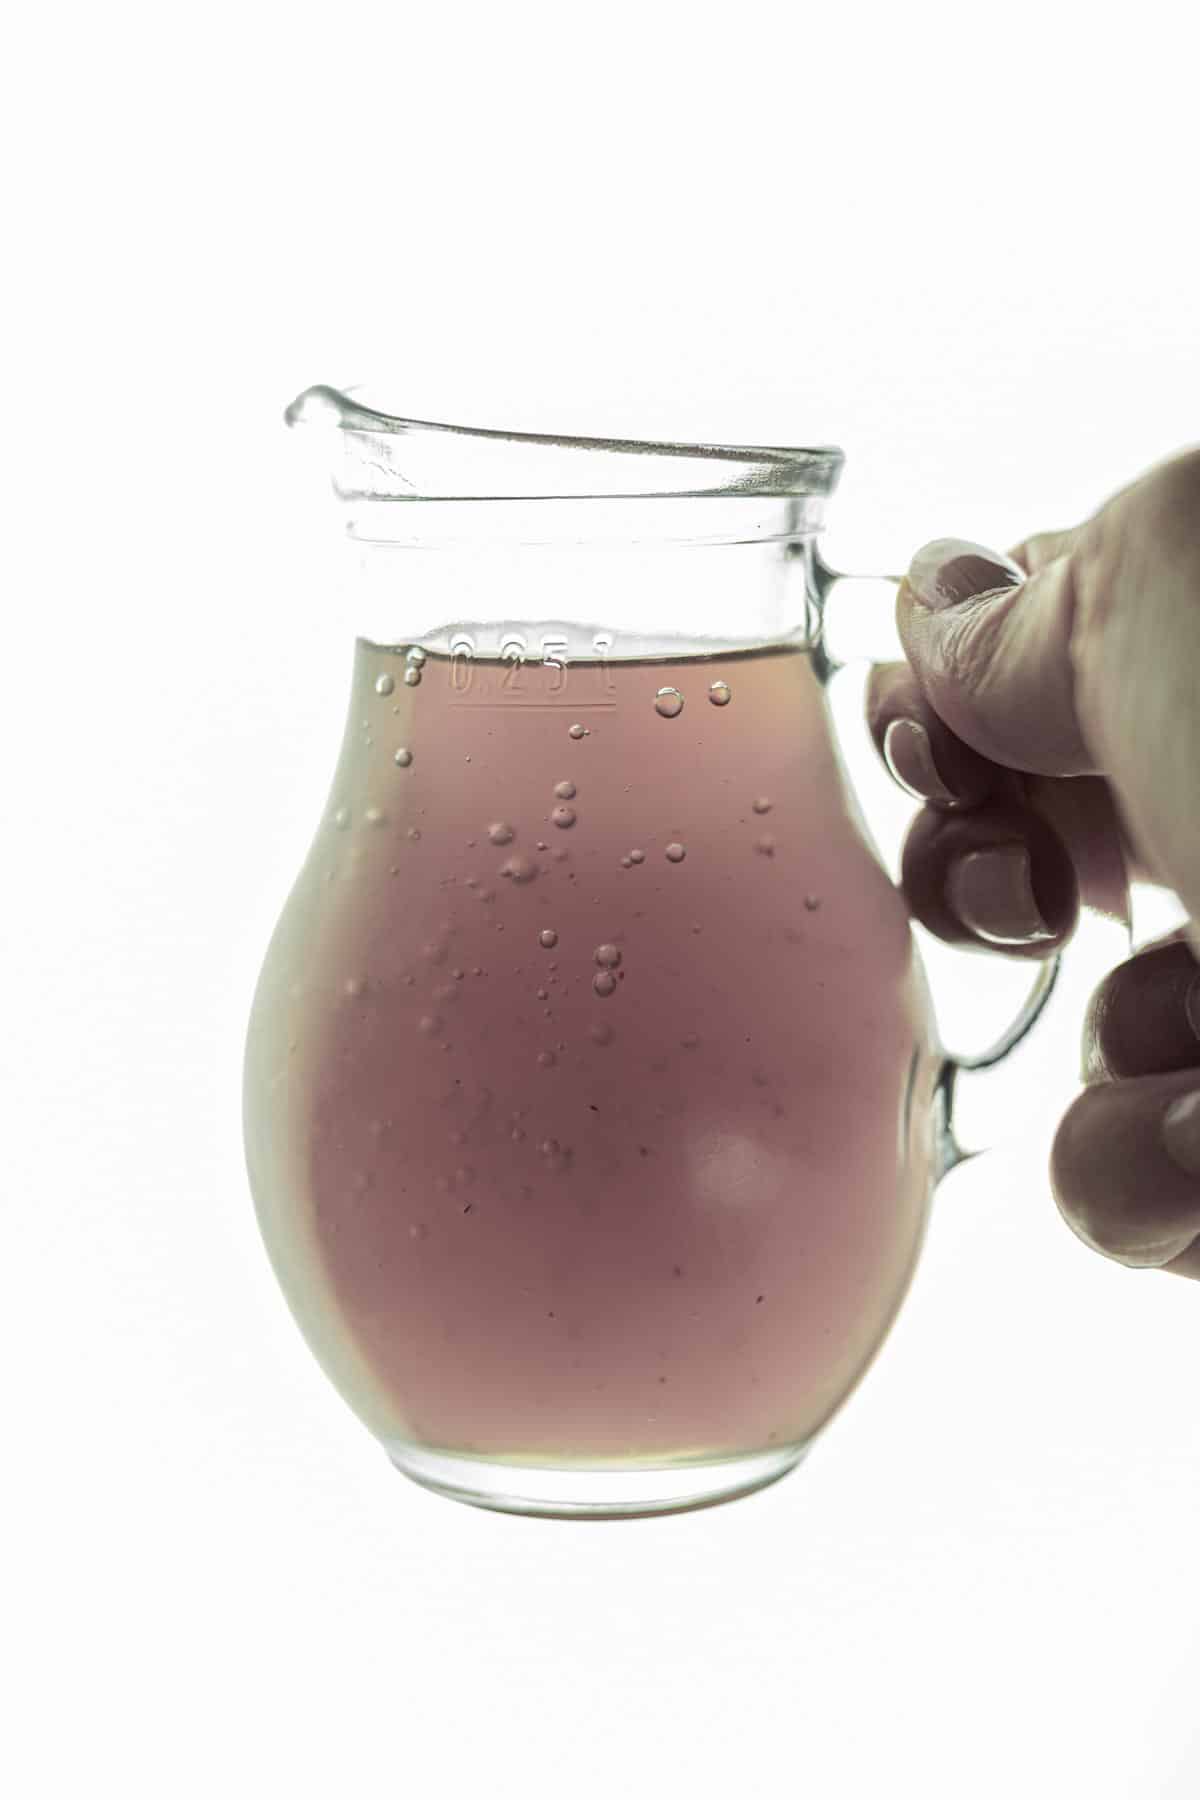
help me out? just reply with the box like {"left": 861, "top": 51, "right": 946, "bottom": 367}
{"left": 866, "top": 446, "right": 1200, "bottom": 1279}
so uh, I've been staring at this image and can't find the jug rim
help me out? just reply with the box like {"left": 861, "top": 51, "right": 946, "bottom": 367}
{"left": 285, "top": 384, "right": 846, "bottom": 502}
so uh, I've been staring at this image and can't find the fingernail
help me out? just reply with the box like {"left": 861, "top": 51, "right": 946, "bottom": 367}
{"left": 946, "top": 845, "right": 1054, "bottom": 945}
{"left": 882, "top": 717, "right": 957, "bottom": 804}
{"left": 1163, "top": 1090, "right": 1200, "bottom": 1178}
{"left": 909, "top": 539, "right": 1026, "bottom": 612}
{"left": 1186, "top": 974, "right": 1200, "bottom": 1041}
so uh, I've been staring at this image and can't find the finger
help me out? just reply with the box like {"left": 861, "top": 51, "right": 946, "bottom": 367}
{"left": 865, "top": 662, "right": 1008, "bottom": 808}
{"left": 900, "top": 799, "right": 1077, "bottom": 957}
{"left": 869, "top": 673, "right": 1130, "bottom": 936}
{"left": 1023, "top": 773, "right": 1130, "bottom": 928}
{"left": 1132, "top": 924, "right": 1196, "bottom": 956}
{"left": 1006, "top": 525, "right": 1083, "bottom": 577}
{"left": 1081, "top": 937, "right": 1200, "bottom": 1082}
{"left": 1162, "top": 1235, "right": 1200, "bottom": 1279}
{"left": 896, "top": 538, "right": 1095, "bottom": 776}
{"left": 894, "top": 773, "right": 1129, "bottom": 950}
{"left": 1051, "top": 1072, "right": 1200, "bottom": 1276}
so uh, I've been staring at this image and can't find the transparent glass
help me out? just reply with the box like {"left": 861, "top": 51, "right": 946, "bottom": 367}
{"left": 243, "top": 386, "right": 1054, "bottom": 1519}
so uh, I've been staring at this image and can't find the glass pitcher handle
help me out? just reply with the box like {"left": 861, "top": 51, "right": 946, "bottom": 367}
{"left": 932, "top": 957, "right": 1061, "bottom": 1178}
{"left": 811, "top": 551, "right": 1120, "bottom": 1183}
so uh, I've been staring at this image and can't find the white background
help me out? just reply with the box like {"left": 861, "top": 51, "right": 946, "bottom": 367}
{"left": 4, "top": 5, "right": 1198, "bottom": 1796}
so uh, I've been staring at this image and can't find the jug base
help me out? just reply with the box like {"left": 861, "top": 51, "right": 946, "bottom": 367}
{"left": 387, "top": 1440, "right": 809, "bottom": 1520}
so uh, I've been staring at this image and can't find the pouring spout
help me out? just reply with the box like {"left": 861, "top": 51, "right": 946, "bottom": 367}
{"left": 285, "top": 384, "right": 406, "bottom": 434}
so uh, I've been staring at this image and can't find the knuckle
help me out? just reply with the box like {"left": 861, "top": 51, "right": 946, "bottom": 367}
{"left": 1075, "top": 447, "right": 1200, "bottom": 638}
{"left": 1148, "top": 444, "right": 1200, "bottom": 522}
{"left": 1012, "top": 527, "right": 1075, "bottom": 574}
{"left": 1069, "top": 447, "right": 1200, "bottom": 737}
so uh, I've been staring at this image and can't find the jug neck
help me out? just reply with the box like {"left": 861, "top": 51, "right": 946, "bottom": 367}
{"left": 330, "top": 520, "right": 822, "bottom": 657}
{"left": 285, "top": 385, "right": 842, "bottom": 655}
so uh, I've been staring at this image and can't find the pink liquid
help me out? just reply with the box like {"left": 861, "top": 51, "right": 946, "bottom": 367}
{"left": 245, "top": 642, "right": 939, "bottom": 1463}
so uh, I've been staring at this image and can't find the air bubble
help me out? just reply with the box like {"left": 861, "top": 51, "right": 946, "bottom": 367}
{"left": 488, "top": 821, "right": 514, "bottom": 845}
{"left": 654, "top": 686, "right": 684, "bottom": 719}
{"left": 394, "top": 747, "right": 413, "bottom": 768}
{"left": 804, "top": 893, "right": 822, "bottom": 911}
{"left": 755, "top": 835, "right": 776, "bottom": 856}
{"left": 708, "top": 680, "right": 732, "bottom": 706}
{"left": 409, "top": 1222, "right": 429, "bottom": 1241}
{"left": 418, "top": 1014, "right": 441, "bottom": 1035}
{"left": 406, "top": 826, "right": 422, "bottom": 842}
{"left": 551, "top": 804, "right": 576, "bottom": 830}
{"left": 593, "top": 944, "right": 622, "bottom": 969}
{"left": 537, "top": 1049, "right": 557, "bottom": 1069}
{"left": 375, "top": 673, "right": 395, "bottom": 696}
{"left": 568, "top": 723, "right": 588, "bottom": 740}
{"left": 553, "top": 780, "right": 576, "bottom": 800}
{"left": 664, "top": 843, "right": 687, "bottom": 863}
{"left": 592, "top": 971, "right": 617, "bottom": 998}
{"left": 365, "top": 806, "right": 386, "bottom": 827}
{"left": 620, "top": 856, "right": 632, "bottom": 869}
{"left": 333, "top": 806, "right": 350, "bottom": 830}
{"left": 344, "top": 976, "right": 365, "bottom": 997}
{"left": 539, "top": 929, "right": 559, "bottom": 949}
{"left": 629, "top": 849, "right": 645, "bottom": 864}
{"left": 406, "top": 646, "right": 427, "bottom": 667}
{"left": 404, "top": 666, "right": 423, "bottom": 688}
{"left": 589, "top": 1020, "right": 614, "bottom": 1046}
{"left": 540, "top": 1139, "right": 571, "bottom": 1173}
{"left": 752, "top": 797, "right": 772, "bottom": 814}
{"left": 501, "top": 854, "right": 538, "bottom": 884}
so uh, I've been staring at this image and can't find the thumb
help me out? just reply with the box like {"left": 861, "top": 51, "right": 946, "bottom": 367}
{"left": 897, "top": 537, "right": 1095, "bottom": 777}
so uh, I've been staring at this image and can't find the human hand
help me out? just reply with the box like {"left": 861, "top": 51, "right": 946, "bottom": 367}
{"left": 868, "top": 447, "right": 1200, "bottom": 1278}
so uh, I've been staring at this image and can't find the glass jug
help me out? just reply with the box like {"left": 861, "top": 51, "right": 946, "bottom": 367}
{"left": 243, "top": 386, "right": 1063, "bottom": 1519}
